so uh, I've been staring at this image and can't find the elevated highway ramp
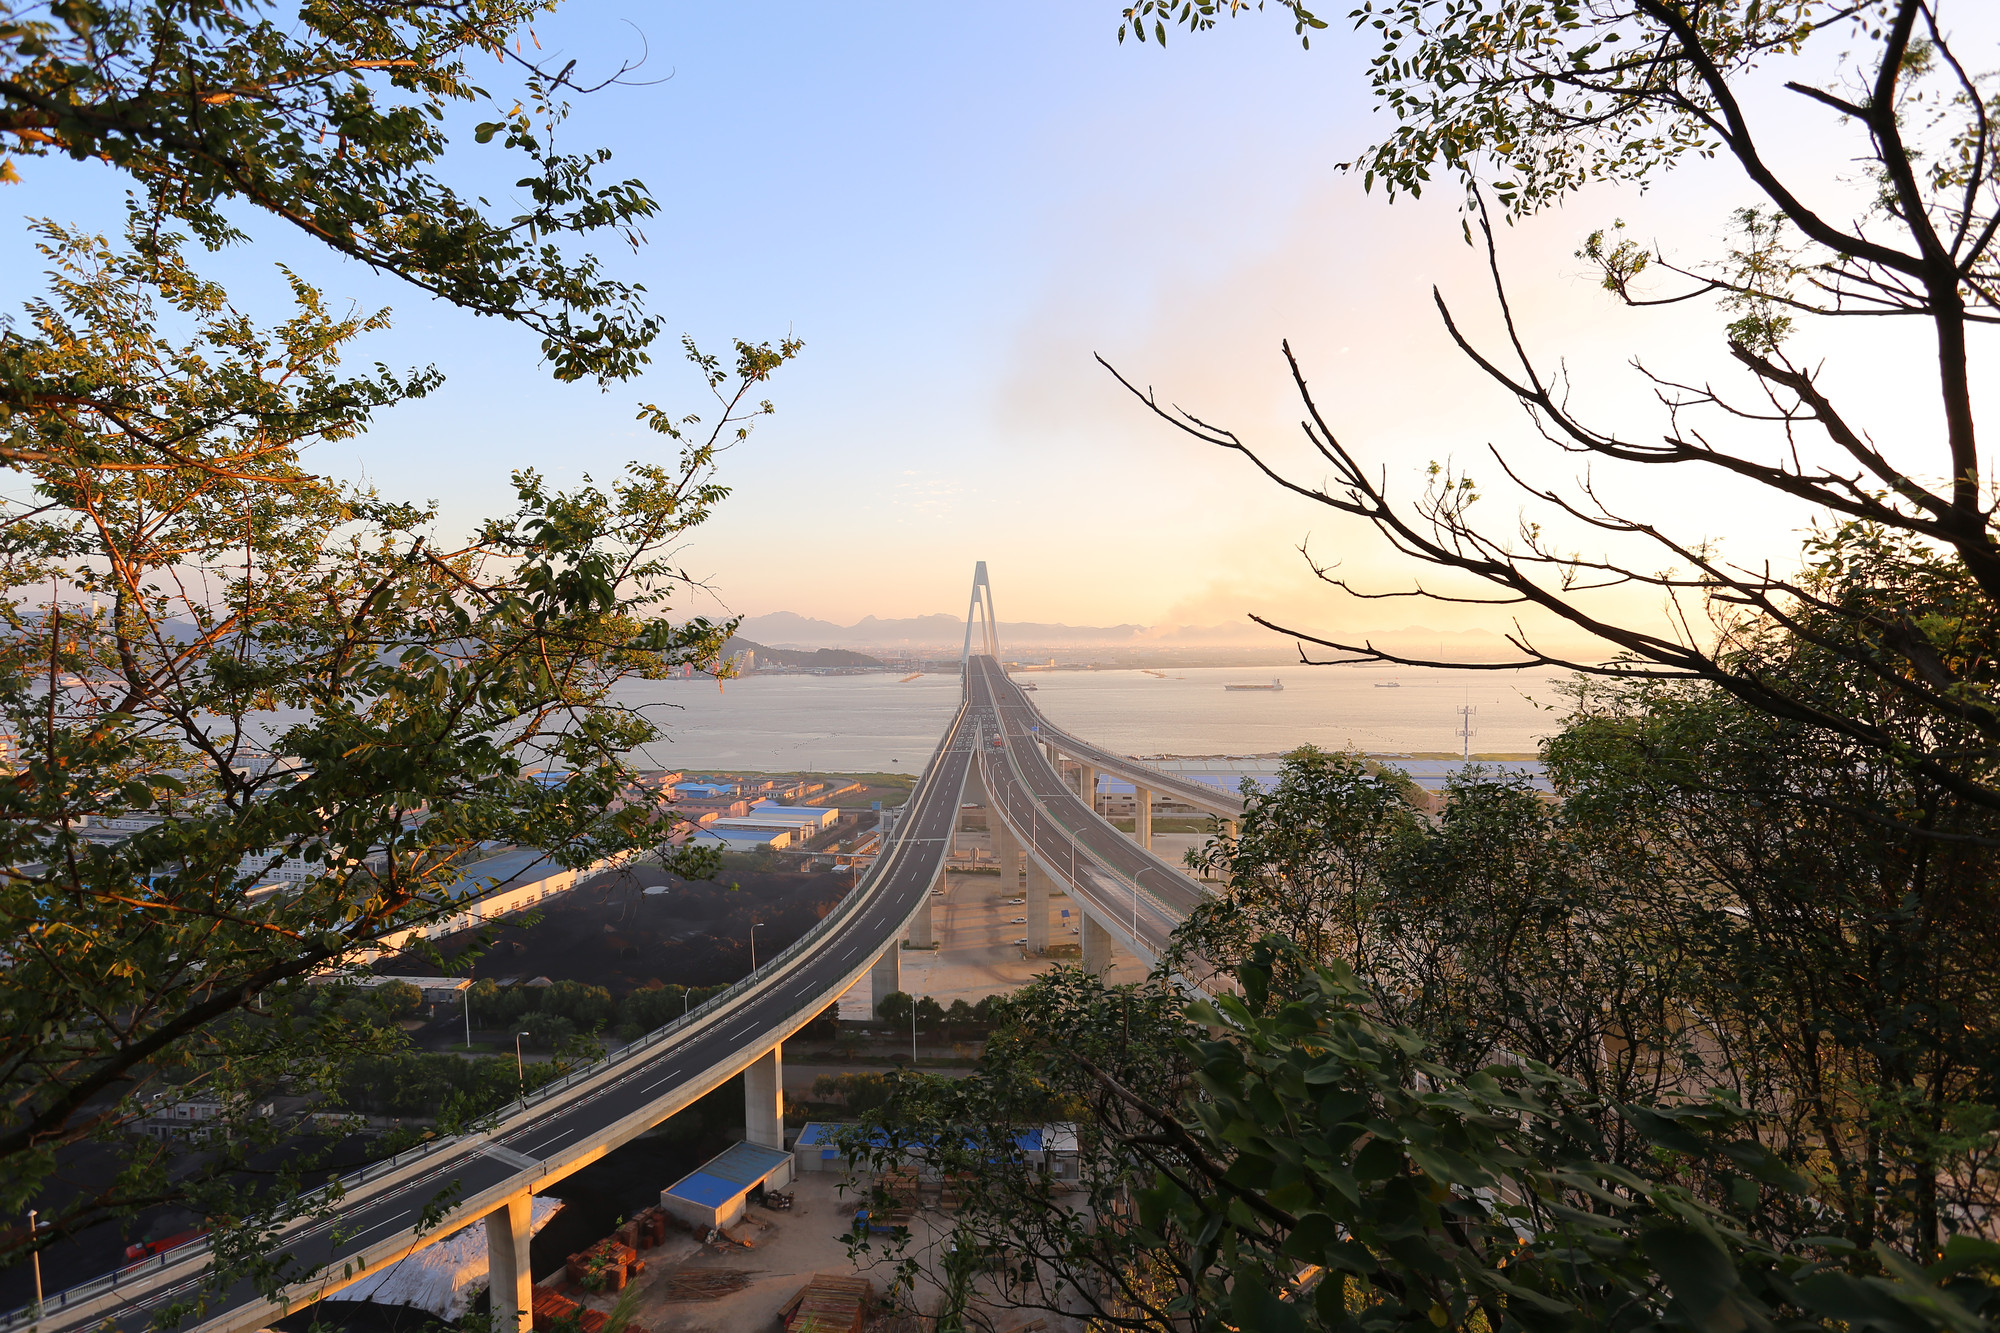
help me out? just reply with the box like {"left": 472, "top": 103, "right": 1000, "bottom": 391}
{"left": 11, "top": 700, "right": 978, "bottom": 1333}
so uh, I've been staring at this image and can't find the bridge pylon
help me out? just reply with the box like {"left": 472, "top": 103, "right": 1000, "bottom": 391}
{"left": 961, "top": 561, "right": 1000, "bottom": 663}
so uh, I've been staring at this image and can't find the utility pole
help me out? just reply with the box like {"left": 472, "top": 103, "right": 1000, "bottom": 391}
{"left": 515, "top": 1032, "right": 530, "bottom": 1096}
{"left": 1456, "top": 704, "right": 1477, "bottom": 762}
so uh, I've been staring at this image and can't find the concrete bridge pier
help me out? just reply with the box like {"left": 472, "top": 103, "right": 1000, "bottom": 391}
{"left": 1081, "top": 912, "right": 1113, "bottom": 974}
{"left": 907, "top": 879, "right": 936, "bottom": 947}
{"left": 871, "top": 942, "right": 901, "bottom": 1015}
{"left": 991, "top": 812, "right": 1022, "bottom": 891}
{"left": 744, "top": 1045, "right": 783, "bottom": 1150}
{"left": 1026, "top": 857, "right": 1053, "bottom": 953}
{"left": 1079, "top": 764, "right": 1098, "bottom": 812}
{"left": 485, "top": 1194, "right": 534, "bottom": 1333}
{"left": 1134, "top": 786, "right": 1153, "bottom": 849}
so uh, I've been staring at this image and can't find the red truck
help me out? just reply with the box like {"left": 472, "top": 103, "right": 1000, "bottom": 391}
{"left": 125, "top": 1228, "right": 205, "bottom": 1261}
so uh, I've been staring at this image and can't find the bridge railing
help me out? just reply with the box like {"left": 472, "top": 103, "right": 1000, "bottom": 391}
{"left": 1, "top": 698, "right": 973, "bottom": 1333}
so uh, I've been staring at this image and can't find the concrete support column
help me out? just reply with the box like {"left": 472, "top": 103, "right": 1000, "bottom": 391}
{"left": 1135, "top": 787, "right": 1153, "bottom": 849}
{"left": 1080, "top": 765, "right": 1098, "bottom": 812}
{"left": 1025, "top": 858, "right": 1053, "bottom": 954}
{"left": 1222, "top": 819, "right": 1240, "bottom": 841}
{"left": 1081, "top": 912, "right": 1113, "bottom": 974}
{"left": 908, "top": 886, "right": 935, "bottom": 947}
{"left": 744, "top": 1045, "right": 783, "bottom": 1150}
{"left": 992, "top": 816, "right": 1023, "bottom": 891}
{"left": 871, "top": 942, "right": 902, "bottom": 1014}
{"left": 485, "top": 1194, "right": 533, "bottom": 1333}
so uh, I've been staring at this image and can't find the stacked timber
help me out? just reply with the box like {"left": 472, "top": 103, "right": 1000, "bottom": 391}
{"left": 615, "top": 1208, "right": 668, "bottom": 1251}
{"left": 778, "top": 1274, "right": 873, "bottom": 1333}
{"left": 565, "top": 1239, "right": 640, "bottom": 1291}
{"left": 530, "top": 1287, "right": 652, "bottom": 1333}
{"left": 879, "top": 1167, "right": 921, "bottom": 1209}
{"left": 938, "top": 1173, "right": 976, "bottom": 1211}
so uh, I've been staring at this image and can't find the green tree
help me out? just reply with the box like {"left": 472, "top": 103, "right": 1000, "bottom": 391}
{"left": 0, "top": 226, "right": 798, "bottom": 1279}
{"left": 877, "top": 990, "right": 915, "bottom": 1027}
{"left": 1109, "top": 0, "right": 2000, "bottom": 815}
{"left": 1544, "top": 527, "right": 2000, "bottom": 1255}
{"left": 1179, "top": 747, "right": 1423, "bottom": 992}
{"left": 848, "top": 953, "right": 2000, "bottom": 1333}
{"left": 0, "top": 0, "right": 665, "bottom": 388}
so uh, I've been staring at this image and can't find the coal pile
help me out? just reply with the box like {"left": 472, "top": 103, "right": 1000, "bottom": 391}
{"left": 390, "top": 861, "right": 852, "bottom": 994}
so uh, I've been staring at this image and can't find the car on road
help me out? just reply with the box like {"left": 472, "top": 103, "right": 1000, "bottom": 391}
{"left": 1005, "top": 897, "right": 1024, "bottom": 904}
{"left": 1010, "top": 917, "right": 1027, "bottom": 924}
{"left": 1013, "top": 938, "right": 1028, "bottom": 946}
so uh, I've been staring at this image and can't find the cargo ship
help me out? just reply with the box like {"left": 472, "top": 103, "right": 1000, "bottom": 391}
{"left": 1224, "top": 678, "right": 1284, "bottom": 692}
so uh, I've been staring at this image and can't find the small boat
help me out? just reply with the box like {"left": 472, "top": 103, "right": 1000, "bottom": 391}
{"left": 899, "top": 673, "right": 923, "bottom": 682}
{"left": 1019, "top": 682, "right": 1038, "bottom": 691}
{"left": 1225, "top": 678, "right": 1285, "bottom": 692}
{"left": 1142, "top": 669, "right": 1167, "bottom": 678}
{"left": 1374, "top": 681, "right": 1401, "bottom": 688}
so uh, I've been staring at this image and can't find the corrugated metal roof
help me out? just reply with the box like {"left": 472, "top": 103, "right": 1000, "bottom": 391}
{"left": 662, "top": 1140, "right": 792, "bottom": 1208}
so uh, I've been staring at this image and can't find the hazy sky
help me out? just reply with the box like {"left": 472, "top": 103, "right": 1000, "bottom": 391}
{"left": 5, "top": 3, "right": 1986, "bottom": 655}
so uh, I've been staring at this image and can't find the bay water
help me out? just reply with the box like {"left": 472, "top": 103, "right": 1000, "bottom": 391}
{"left": 618, "top": 665, "right": 1571, "bottom": 775}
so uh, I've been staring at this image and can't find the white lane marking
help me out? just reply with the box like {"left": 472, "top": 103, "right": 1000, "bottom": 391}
{"left": 343, "top": 1209, "right": 412, "bottom": 1246}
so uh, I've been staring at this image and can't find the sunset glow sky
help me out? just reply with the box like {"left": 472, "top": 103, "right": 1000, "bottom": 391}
{"left": 5, "top": 3, "right": 1988, "bottom": 656}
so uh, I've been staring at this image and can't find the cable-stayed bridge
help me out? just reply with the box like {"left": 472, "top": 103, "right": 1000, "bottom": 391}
{"left": 10, "top": 566, "right": 1225, "bottom": 1333}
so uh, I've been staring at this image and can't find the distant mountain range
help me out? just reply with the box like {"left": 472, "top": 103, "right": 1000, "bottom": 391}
{"left": 721, "top": 635, "right": 884, "bottom": 669}
{"left": 736, "top": 612, "right": 1529, "bottom": 660}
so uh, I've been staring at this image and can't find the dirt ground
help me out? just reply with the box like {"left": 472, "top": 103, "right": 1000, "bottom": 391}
{"left": 830, "top": 825, "right": 1154, "bottom": 1021}
{"left": 566, "top": 1170, "right": 1078, "bottom": 1333}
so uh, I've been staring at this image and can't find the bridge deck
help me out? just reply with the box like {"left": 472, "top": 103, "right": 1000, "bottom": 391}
{"left": 18, "top": 635, "right": 1232, "bottom": 1333}
{"left": 15, "top": 703, "right": 977, "bottom": 1333}
{"left": 968, "top": 658, "right": 1210, "bottom": 963}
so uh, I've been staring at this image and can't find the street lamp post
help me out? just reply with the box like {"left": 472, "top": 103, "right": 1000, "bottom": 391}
{"left": 749, "top": 922, "right": 762, "bottom": 973}
{"left": 27, "top": 1209, "right": 43, "bottom": 1320}
{"left": 515, "top": 1032, "right": 530, "bottom": 1096}
{"left": 463, "top": 986, "right": 473, "bottom": 1052}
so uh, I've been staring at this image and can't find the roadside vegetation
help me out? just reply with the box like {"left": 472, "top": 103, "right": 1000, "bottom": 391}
{"left": 834, "top": 1, "right": 2000, "bottom": 1330}
{"left": 0, "top": 0, "right": 799, "bottom": 1302}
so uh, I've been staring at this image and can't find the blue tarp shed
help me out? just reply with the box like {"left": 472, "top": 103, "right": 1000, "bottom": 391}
{"left": 660, "top": 1140, "right": 794, "bottom": 1229}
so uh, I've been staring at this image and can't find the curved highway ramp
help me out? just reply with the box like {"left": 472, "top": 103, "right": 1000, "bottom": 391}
{"left": 11, "top": 569, "right": 1234, "bottom": 1333}
{"left": 10, "top": 699, "right": 975, "bottom": 1333}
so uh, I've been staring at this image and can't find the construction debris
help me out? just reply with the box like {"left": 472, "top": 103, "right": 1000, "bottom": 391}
{"left": 778, "top": 1273, "right": 873, "bottom": 1333}
{"left": 651, "top": 1268, "right": 757, "bottom": 1302}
